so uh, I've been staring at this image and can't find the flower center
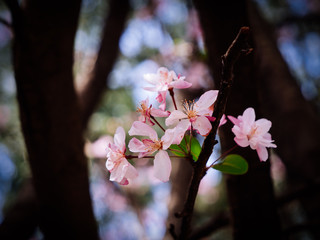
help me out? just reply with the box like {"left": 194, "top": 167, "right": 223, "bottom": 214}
{"left": 143, "top": 139, "right": 163, "bottom": 153}
{"left": 183, "top": 100, "right": 198, "bottom": 120}
{"left": 247, "top": 126, "right": 258, "bottom": 140}
{"left": 137, "top": 102, "right": 151, "bottom": 116}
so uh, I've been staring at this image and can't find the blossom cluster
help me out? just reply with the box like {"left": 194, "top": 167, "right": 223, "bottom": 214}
{"left": 105, "top": 67, "right": 276, "bottom": 185}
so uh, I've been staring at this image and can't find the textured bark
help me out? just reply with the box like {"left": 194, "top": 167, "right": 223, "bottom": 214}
{"left": 193, "top": 0, "right": 281, "bottom": 239}
{"left": 247, "top": 1, "right": 320, "bottom": 238}
{"left": 164, "top": 159, "right": 193, "bottom": 239}
{"left": 248, "top": 1, "right": 320, "bottom": 181}
{"left": 6, "top": 0, "right": 99, "bottom": 239}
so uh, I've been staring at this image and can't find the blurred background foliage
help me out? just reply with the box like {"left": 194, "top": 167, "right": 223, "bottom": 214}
{"left": 0, "top": 0, "right": 319, "bottom": 239}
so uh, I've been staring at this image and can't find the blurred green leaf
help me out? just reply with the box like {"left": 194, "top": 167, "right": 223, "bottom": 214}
{"left": 212, "top": 154, "right": 248, "bottom": 175}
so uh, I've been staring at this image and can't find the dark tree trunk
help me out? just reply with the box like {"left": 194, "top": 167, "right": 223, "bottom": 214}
{"left": 7, "top": 0, "right": 99, "bottom": 239}
{"left": 193, "top": 0, "right": 282, "bottom": 239}
{"left": 247, "top": 1, "right": 320, "bottom": 238}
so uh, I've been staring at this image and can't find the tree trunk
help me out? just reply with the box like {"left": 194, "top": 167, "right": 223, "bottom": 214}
{"left": 193, "top": 0, "right": 282, "bottom": 238}
{"left": 8, "top": 0, "right": 99, "bottom": 239}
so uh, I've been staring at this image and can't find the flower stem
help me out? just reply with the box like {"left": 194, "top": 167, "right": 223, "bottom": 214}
{"left": 169, "top": 88, "right": 178, "bottom": 110}
{"left": 207, "top": 145, "right": 238, "bottom": 169}
{"left": 151, "top": 116, "right": 166, "bottom": 132}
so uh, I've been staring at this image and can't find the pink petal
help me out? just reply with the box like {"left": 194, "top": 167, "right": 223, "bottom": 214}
{"left": 206, "top": 116, "right": 216, "bottom": 122}
{"left": 125, "top": 163, "right": 138, "bottom": 180}
{"left": 161, "top": 128, "right": 176, "bottom": 150}
{"left": 153, "top": 150, "right": 172, "bottom": 182}
{"left": 194, "top": 90, "right": 218, "bottom": 112}
{"left": 192, "top": 116, "right": 212, "bottom": 136}
{"left": 165, "top": 110, "right": 187, "bottom": 126}
{"left": 255, "top": 119, "right": 272, "bottom": 135}
{"left": 156, "top": 91, "right": 167, "bottom": 111}
{"left": 219, "top": 114, "right": 227, "bottom": 127}
{"left": 109, "top": 159, "right": 127, "bottom": 182}
{"left": 256, "top": 145, "right": 269, "bottom": 162}
{"left": 170, "top": 79, "right": 192, "bottom": 89}
{"left": 242, "top": 108, "right": 256, "bottom": 126}
{"left": 128, "top": 138, "right": 146, "bottom": 153}
{"left": 234, "top": 137, "right": 250, "bottom": 147}
{"left": 151, "top": 108, "right": 170, "bottom": 117}
{"left": 173, "top": 120, "right": 190, "bottom": 144}
{"left": 227, "top": 115, "right": 240, "bottom": 125}
{"left": 114, "top": 127, "right": 126, "bottom": 152}
{"left": 128, "top": 121, "right": 158, "bottom": 140}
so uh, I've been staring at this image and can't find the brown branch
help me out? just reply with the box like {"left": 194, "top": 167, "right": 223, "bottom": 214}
{"left": 177, "top": 27, "right": 251, "bottom": 240}
{"left": 79, "top": 0, "right": 130, "bottom": 128}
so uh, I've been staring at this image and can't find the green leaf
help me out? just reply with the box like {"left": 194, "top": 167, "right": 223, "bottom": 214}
{"left": 212, "top": 154, "right": 248, "bottom": 175}
{"left": 190, "top": 137, "right": 201, "bottom": 161}
{"left": 170, "top": 144, "right": 187, "bottom": 157}
{"left": 170, "top": 135, "right": 202, "bottom": 161}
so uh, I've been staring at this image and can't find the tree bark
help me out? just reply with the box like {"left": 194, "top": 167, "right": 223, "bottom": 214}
{"left": 7, "top": 0, "right": 99, "bottom": 239}
{"left": 193, "top": 0, "right": 281, "bottom": 239}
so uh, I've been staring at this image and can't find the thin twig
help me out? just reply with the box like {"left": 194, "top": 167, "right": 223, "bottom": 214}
{"left": 150, "top": 116, "right": 166, "bottom": 132}
{"left": 169, "top": 89, "right": 178, "bottom": 110}
{"left": 177, "top": 27, "right": 252, "bottom": 240}
{"left": 207, "top": 145, "right": 238, "bottom": 169}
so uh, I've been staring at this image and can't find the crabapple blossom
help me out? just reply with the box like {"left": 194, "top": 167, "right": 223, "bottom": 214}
{"left": 136, "top": 97, "right": 170, "bottom": 126}
{"left": 106, "top": 127, "right": 138, "bottom": 185}
{"left": 165, "top": 90, "right": 219, "bottom": 138}
{"left": 128, "top": 121, "right": 177, "bottom": 182}
{"left": 228, "top": 107, "right": 277, "bottom": 162}
{"left": 144, "top": 67, "right": 192, "bottom": 110}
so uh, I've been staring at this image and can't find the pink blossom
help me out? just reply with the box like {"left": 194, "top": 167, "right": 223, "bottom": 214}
{"left": 106, "top": 127, "right": 138, "bottom": 185}
{"left": 165, "top": 90, "right": 219, "bottom": 138}
{"left": 136, "top": 97, "right": 170, "bottom": 126}
{"left": 85, "top": 135, "right": 113, "bottom": 159}
{"left": 144, "top": 67, "right": 192, "bottom": 110}
{"left": 228, "top": 108, "right": 277, "bottom": 162}
{"left": 128, "top": 121, "right": 175, "bottom": 182}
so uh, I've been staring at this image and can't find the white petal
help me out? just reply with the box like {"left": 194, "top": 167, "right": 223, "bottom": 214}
{"left": 165, "top": 110, "right": 187, "bottom": 126}
{"left": 114, "top": 127, "right": 126, "bottom": 152}
{"left": 128, "top": 121, "right": 158, "bottom": 140}
{"left": 192, "top": 116, "right": 212, "bottom": 136}
{"left": 153, "top": 150, "right": 172, "bottom": 182}
{"left": 194, "top": 90, "right": 218, "bottom": 112}
{"left": 143, "top": 73, "right": 159, "bottom": 85}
